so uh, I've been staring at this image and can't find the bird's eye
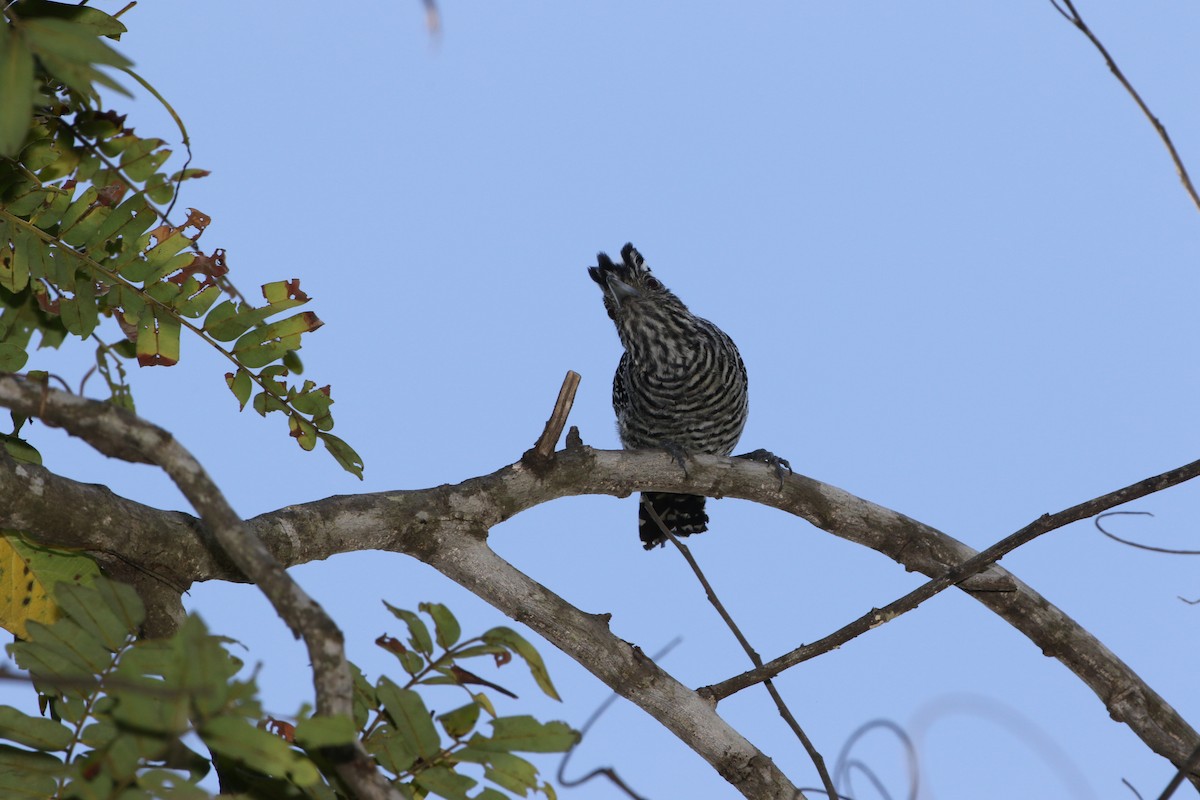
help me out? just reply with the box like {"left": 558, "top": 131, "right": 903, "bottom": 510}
{"left": 645, "top": 276, "right": 662, "bottom": 291}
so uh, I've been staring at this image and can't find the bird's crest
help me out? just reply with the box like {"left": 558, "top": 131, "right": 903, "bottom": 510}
{"left": 587, "top": 243, "right": 681, "bottom": 321}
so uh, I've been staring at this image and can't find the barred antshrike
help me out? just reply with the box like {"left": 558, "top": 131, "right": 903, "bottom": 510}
{"left": 589, "top": 243, "right": 750, "bottom": 549}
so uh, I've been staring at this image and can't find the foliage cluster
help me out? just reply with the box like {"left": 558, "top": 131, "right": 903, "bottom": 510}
{"left": 0, "top": 0, "right": 361, "bottom": 475}
{"left": 0, "top": 5, "right": 582, "bottom": 798}
{"left": 1, "top": 577, "right": 577, "bottom": 799}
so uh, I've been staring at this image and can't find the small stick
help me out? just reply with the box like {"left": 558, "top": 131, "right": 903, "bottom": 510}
{"left": 533, "top": 371, "right": 581, "bottom": 459}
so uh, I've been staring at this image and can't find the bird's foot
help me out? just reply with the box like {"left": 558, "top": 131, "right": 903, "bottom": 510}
{"left": 736, "top": 448, "right": 793, "bottom": 491}
{"left": 660, "top": 440, "right": 690, "bottom": 476}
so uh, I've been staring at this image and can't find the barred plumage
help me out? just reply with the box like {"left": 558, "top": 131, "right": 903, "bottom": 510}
{"left": 588, "top": 243, "right": 749, "bottom": 549}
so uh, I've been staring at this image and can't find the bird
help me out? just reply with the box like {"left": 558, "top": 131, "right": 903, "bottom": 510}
{"left": 588, "top": 243, "right": 749, "bottom": 549}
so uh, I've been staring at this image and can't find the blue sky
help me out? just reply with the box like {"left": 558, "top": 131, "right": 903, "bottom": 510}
{"left": 8, "top": 2, "right": 1200, "bottom": 798}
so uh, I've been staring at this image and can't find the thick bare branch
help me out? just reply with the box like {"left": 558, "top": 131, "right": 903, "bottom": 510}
{"left": 1, "top": 399, "right": 1197, "bottom": 784}
{"left": 0, "top": 375, "right": 403, "bottom": 800}
{"left": 411, "top": 521, "right": 801, "bottom": 798}
{"left": 703, "top": 456, "right": 1200, "bottom": 700}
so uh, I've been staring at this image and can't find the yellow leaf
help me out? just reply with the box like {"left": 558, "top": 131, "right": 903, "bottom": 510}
{"left": 0, "top": 533, "right": 100, "bottom": 639}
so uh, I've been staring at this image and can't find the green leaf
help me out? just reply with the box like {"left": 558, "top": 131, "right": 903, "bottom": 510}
{"left": 202, "top": 280, "right": 310, "bottom": 341}
{"left": 482, "top": 627, "right": 562, "bottom": 701}
{"left": 23, "top": 616, "right": 114, "bottom": 674}
{"left": 56, "top": 185, "right": 98, "bottom": 233}
{"left": 16, "top": 1, "right": 128, "bottom": 37}
{"left": 135, "top": 309, "right": 180, "bottom": 367}
{"left": 384, "top": 602, "right": 434, "bottom": 656}
{"left": 200, "top": 716, "right": 319, "bottom": 786}
{"left": 1, "top": 186, "right": 49, "bottom": 217}
{"left": 480, "top": 751, "right": 538, "bottom": 795}
{"left": 289, "top": 381, "right": 332, "bottom": 422}
{"left": 471, "top": 717, "right": 579, "bottom": 754}
{"left": 350, "top": 662, "right": 374, "bottom": 730}
{"left": 0, "top": 344, "right": 28, "bottom": 372}
{"left": 321, "top": 432, "right": 364, "bottom": 479}
{"left": 0, "top": 744, "right": 62, "bottom": 797}
{"left": 85, "top": 193, "right": 151, "bottom": 253}
{"left": 108, "top": 681, "right": 189, "bottom": 737}
{"left": 450, "top": 644, "right": 510, "bottom": 661}
{"left": 436, "top": 702, "right": 479, "bottom": 740}
{"left": 21, "top": 138, "right": 64, "bottom": 173}
{"left": 134, "top": 770, "right": 213, "bottom": 800}
{"left": 54, "top": 580, "right": 142, "bottom": 651}
{"left": 473, "top": 789, "right": 510, "bottom": 800}
{"left": 0, "top": 27, "right": 34, "bottom": 157}
{"left": 118, "top": 138, "right": 169, "bottom": 182}
{"left": 0, "top": 229, "right": 32, "bottom": 293}
{"left": 375, "top": 679, "right": 440, "bottom": 762}
{"left": 365, "top": 725, "right": 417, "bottom": 775}
{"left": 61, "top": 202, "right": 111, "bottom": 248}
{"left": 2, "top": 434, "right": 39, "bottom": 464}
{"left": 420, "top": 602, "right": 461, "bottom": 649}
{"left": 252, "top": 388, "right": 289, "bottom": 417}
{"left": 0, "top": 706, "right": 72, "bottom": 751}
{"left": 60, "top": 274, "right": 99, "bottom": 337}
{"left": 78, "top": 720, "right": 117, "bottom": 749}
{"left": 132, "top": 227, "right": 193, "bottom": 284}
{"left": 225, "top": 368, "right": 252, "bottom": 410}
{"left": 232, "top": 311, "right": 322, "bottom": 369}
{"left": 282, "top": 348, "right": 303, "bottom": 373}
{"left": 172, "top": 282, "right": 221, "bottom": 318}
{"left": 23, "top": 18, "right": 132, "bottom": 69}
{"left": 288, "top": 412, "right": 317, "bottom": 451}
{"left": 413, "top": 765, "right": 476, "bottom": 800}
{"left": 294, "top": 714, "right": 357, "bottom": 749}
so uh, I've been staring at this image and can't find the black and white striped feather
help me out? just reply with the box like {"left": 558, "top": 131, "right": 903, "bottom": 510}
{"left": 588, "top": 243, "right": 749, "bottom": 549}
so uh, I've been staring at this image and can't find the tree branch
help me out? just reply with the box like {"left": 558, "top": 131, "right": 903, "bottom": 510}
{"left": 2, "top": 379, "right": 1197, "bottom": 786}
{"left": 410, "top": 520, "right": 802, "bottom": 798}
{"left": 529, "top": 370, "right": 581, "bottom": 460}
{"left": 0, "top": 375, "right": 403, "bottom": 800}
{"left": 702, "top": 456, "right": 1200, "bottom": 700}
{"left": 646, "top": 499, "right": 838, "bottom": 799}
{"left": 1050, "top": 0, "right": 1200, "bottom": 214}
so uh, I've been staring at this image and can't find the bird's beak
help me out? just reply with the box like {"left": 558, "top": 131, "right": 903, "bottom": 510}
{"left": 602, "top": 273, "right": 639, "bottom": 309}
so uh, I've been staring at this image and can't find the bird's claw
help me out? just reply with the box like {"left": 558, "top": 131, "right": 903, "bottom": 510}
{"left": 736, "top": 448, "right": 792, "bottom": 491}
{"left": 660, "top": 441, "right": 690, "bottom": 476}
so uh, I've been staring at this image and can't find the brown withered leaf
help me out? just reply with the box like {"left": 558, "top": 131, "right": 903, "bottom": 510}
{"left": 168, "top": 248, "right": 229, "bottom": 289}
{"left": 183, "top": 208, "right": 211, "bottom": 240}
{"left": 284, "top": 278, "right": 309, "bottom": 303}
{"left": 375, "top": 634, "right": 407, "bottom": 656}
{"left": 96, "top": 182, "right": 127, "bottom": 207}
{"left": 450, "top": 665, "right": 517, "bottom": 699}
{"left": 115, "top": 312, "right": 137, "bottom": 342}
{"left": 261, "top": 717, "right": 296, "bottom": 743}
{"left": 35, "top": 289, "right": 60, "bottom": 315}
{"left": 146, "top": 223, "right": 173, "bottom": 247}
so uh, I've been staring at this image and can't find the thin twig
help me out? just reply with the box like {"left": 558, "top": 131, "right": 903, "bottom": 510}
{"left": 1157, "top": 742, "right": 1200, "bottom": 800}
{"left": 703, "top": 456, "right": 1200, "bottom": 701}
{"left": 1123, "top": 777, "right": 1146, "bottom": 800}
{"left": 1050, "top": 0, "right": 1200, "bottom": 214}
{"left": 642, "top": 498, "right": 834, "bottom": 800}
{"left": 1095, "top": 511, "right": 1200, "bottom": 555}
{"left": 532, "top": 370, "right": 580, "bottom": 459}
{"left": 833, "top": 719, "right": 918, "bottom": 800}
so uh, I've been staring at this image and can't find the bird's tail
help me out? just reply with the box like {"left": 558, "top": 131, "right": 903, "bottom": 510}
{"left": 639, "top": 492, "right": 708, "bottom": 549}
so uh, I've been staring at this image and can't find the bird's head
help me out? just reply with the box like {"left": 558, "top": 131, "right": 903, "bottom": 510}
{"left": 588, "top": 243, "right": 688, "bottom": 327}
